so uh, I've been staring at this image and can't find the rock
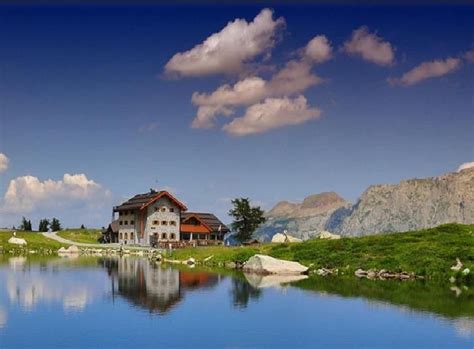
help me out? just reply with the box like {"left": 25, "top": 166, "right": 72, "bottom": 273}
{"left": 462, "top": 268, "right": 470, "bottom": 275}
{"left": 449, "top": 276, "right": 456, "bottom": 283}
{"left": 271, "top": 231, "right": 303, "bottom": 243}
{"left": 58, "top": 247, "right": 68, "bottom": 254}
{"left": 451, "top": 258, "right": 463, "bottom": 272}
{"left": 156, "top": 254, "right": 163, "bottom": 262}
{"left": 8, "top": 237, "right": 27, "bottom": 245}
{"left": 318, "top": 231, "right": 341, "bottom": 240}
{"left": 67, "top": 245, "right": 80, "bottom": 254}
{"left": 244, "top": 273, "right": 308, "bottom": 288}
{"left": 355, "top": 268, "right": 368, "bottom": 277}
{"left": 185, "top": 258, "right": 195, "bottom": 265}
{"left": 315, "top": 268, "right": 338, "bottom": 276}
{"left": 225, "top": 261, "right": 237, "bottom": 269}
{"left": 243, "top": 254, "right": 308, "bottom": 275}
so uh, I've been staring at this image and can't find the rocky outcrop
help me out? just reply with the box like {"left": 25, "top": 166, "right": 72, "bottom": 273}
{"left": 256, "top": 168, "right": 474, "bottom": 239}
{"left": 8, "top": 237, "right": 27, "bottom": 245}
{"left": 256, "top": 192, "right": 351, "bottom": 241}
{"left": 243, "top": 254, "right": 308, "bottom": 275}
{"left": 337, "top": 167, "right": 474, "bottom": 236}
{"left": 271, "top": 231, "right": 302, "bottom": 243}
{"left": 318, "top": 231, "right": 341, "bottom": 240}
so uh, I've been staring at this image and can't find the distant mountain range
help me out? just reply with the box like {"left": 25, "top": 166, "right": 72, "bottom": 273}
{"left": 255, "top": 167, "right": 474, "bottom": 240}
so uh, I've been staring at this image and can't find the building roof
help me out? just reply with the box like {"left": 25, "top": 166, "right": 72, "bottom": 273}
{"left": 181, "top": 212, "right": 230, "bottom": 233}
{"left": 114, "top": 190, "right": 187, "bottom": 212}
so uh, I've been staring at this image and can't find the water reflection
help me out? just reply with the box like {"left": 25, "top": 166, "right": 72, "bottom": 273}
{"left": 230, "top": 277, "right": 262, "bottom": 308}
{"left": 101, "top": 258, "right": 220, "bottom": 314}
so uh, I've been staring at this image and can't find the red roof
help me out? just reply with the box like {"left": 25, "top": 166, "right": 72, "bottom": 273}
{"left": 114, "top": 190, "right": 187, "bottom": 212}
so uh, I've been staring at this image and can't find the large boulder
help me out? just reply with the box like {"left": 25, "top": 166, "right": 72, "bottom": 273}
{"left": 318, "top": 231, "right": 341, "bottom": 240}
{"left": 271, "top": 231, "right": 302, "bottom": 243}
{"left": 243, "top": 254, "right": 308, "bottom": 275}
{"left": 8, "top": 237, "right": 27, "bottom": 245}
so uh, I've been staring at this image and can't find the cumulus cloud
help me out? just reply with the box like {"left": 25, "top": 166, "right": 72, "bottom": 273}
{"left": 389, "top": 57, "right": 461, "bottom": 86}
{"left": 190, "top": 34, "right": 331, "bottom": 129}
{"left": 343, "top": 26, "right": 395, "bottom": 66}
{"left": 1, "top": 173, "right": 111, "bottom": 214}
{"left": 463, "top": 50, "right": 474, "bottom": 63}
{"left": 457, "top": 162, "right": 474, "bottom": 172}
{"left": 304, "top": 35, "right": 333, "bottom": 63}
{"left": 223, "top": 95, "right": 321, "bottom": 136}
{"left": 0, "top": 153, "right": 9, "bottom": 173}
{"left": 164, "top": 8, "right": 285, "bottom": 77}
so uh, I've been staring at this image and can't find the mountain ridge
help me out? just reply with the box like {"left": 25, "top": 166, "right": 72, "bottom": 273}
{"left": 255, "top": 167, "right": 474, "bottom": 240}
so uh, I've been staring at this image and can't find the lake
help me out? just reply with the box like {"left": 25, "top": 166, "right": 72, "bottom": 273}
{"left": 0, "top": 256, "right": 472, "bottom": 349}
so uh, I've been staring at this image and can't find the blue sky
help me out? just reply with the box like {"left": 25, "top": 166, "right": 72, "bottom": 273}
{"left": 0, "top": 3, "right": 473, "bottom": 228}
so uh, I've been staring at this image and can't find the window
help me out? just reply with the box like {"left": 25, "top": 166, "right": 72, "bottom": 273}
{"left": 124, "top": 233, "right": 128, "bottom": 240}
{"left": 124, "top": 221, "right": 128, "bottom": 225}
{"left": 130, "top": 220, "right": 134, "bottom": 225}
{"left": 119, "top": 233, "right": 123, "bottom": 239}
{"left": 161, "top": 233, "right": 167, "bottom": 239}
{"left": 155, "top": 207, "right": 159, "bottom": 212}
{"left": 170, "top": 208, "right": 174, "bottom": 213}
{"left": 119, "top": 212, "right": 122, "bottom": 216}
{"left": 170, "top": 221, "right": 176, "bottom": 226}
{"left": 130, "top": 232, "right": 134, "bottom": 240}
{"left": 161, "top": 207, "right": 167, "bottom": 212}
{"left": 119, "top": 221, "right": 123, "bottom": 225}
{"left": 161, "top": 221, "right": 167, "bottom": 226}
{"left": 153, "top": 220, "right": 159, "bottom": 225}
{"left": 170, "top": 233, "right": 176, "bottom": 239}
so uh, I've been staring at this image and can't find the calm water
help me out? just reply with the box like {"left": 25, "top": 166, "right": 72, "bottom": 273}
{"left": 0, "top": 256, "right": 473, "bottom": 349}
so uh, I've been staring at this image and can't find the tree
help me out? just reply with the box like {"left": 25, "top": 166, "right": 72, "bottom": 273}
{"left": 228, "top": 198, "right": 266, "bottom": 243}
{"left": 19, "top": 217, "right": 32, "bottom": 231}
{"left": 80, "top": 224, "right": 85, "bottom": 229}
{"left": 50, "top": 218, "right": 62, "bottom": 231}
{"left": 38, "top": 219, "right": 50, "bottom": 232}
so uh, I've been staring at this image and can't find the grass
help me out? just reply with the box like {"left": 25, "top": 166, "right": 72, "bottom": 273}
{"left": 0, "top": 230, "right": 66, "bottom": 254}
{"left": 169, "top": 224, "right": 474, "bottom": 282}
{"left": 57, "top": 229, "right": 102, "bottom": 244}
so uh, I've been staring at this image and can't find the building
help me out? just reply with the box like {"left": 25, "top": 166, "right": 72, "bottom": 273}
{"left": 112, "top": 189, "right": 229, "bottom": 246}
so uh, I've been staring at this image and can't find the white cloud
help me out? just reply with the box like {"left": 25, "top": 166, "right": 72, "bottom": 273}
{"left": 0, "top": 153, "right": 9, "bottom": 173}
{"left": 1, "top": 173, "right": 111, "bottom": 214}
{"left": 223, "top": 95, "right": 321, "bottom": 136}
{"left": 389, "top": 57, "right": 461, "bottom": 86}
{"left": 164, "top": 8, "right": 285, "bottom": 77}
{"left": 343, "top": 26, "right": 395, "bottom": 66}
{"left": 457, "top": 162, "right": 474, "bottom": 172}
{"left": 304, "top": 35, "right": 333, "bottom": 63}
{"left": 463, "top": 50, "right": 474, "bottom": 63}
{"left": 190, "top": 33, "right": 330, "bottom": 129}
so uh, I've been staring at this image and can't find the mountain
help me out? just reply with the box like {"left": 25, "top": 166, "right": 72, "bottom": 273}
{"left": 256, "top": 192, "right": 351, "bottom": 241}
{"left": 255, "top": 167, "right": 474, "bottom": 240}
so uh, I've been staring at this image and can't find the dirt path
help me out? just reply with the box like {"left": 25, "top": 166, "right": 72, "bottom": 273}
{"left": 41, "top": 232, "right": 152, "bottom": 250}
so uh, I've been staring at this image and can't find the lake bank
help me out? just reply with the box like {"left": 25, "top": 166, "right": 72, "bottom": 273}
{"left": 1, "top": 223, "right": 473, "bottom": 283}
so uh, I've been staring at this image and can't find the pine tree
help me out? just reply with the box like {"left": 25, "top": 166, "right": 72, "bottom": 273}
{"left": 19, "top": 217, "right": 32, "bottom": 231}
{"left": 38, "top": 219, "right": 50, "bottom": 232}
{"left": 50, "top": 218, "right": 62, "bottom": 231}
{"left": 228, "top": 198, "right": 266, "bottom": 243}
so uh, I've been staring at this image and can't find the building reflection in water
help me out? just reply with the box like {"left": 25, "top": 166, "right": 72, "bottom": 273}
{"left": 100, "top": 257, "right": 220, "bottom": 314}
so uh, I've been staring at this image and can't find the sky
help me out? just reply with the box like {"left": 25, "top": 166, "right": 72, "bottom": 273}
{"left": 0, "top": 3, "right": 473, "bottom": 228}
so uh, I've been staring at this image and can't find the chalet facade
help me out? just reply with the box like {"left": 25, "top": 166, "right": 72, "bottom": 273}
{"left": 112, "top": 190, "right": 229, "bottom": 246}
